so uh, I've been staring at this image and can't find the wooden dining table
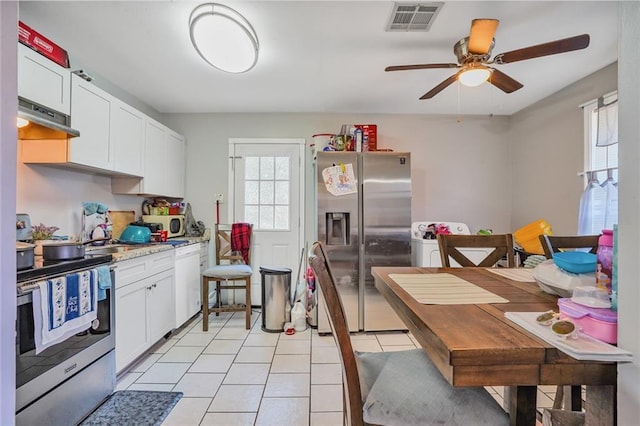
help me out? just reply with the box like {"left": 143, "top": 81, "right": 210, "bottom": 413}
{"left": 372, "top": 266, "right": 617, "bottom": 426}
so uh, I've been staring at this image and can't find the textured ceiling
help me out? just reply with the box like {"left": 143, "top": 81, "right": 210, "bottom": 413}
{"left": 18, "top": 1, "right": 618, "bottom": 116}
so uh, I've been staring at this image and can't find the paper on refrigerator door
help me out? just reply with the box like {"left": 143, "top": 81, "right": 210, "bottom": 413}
{"left": 322, "top": 163, "right": 357, "bottom": 196}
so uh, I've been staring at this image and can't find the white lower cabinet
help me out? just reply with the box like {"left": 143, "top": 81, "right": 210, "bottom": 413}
{"left": 174, "top": 244, "right": 202, "bottom": 329}
{"left": 115, "top": 250, "right": 175, "bottom": 374}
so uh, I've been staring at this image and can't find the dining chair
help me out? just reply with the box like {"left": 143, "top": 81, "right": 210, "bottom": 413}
{"left": 201, "top": 223, "right": 253, "bottom": 331}
{"left": 309, "top": 241, "right": 510, "bottom": 426}
{"left": 538, "top": 233, "right": 599, "bottom": 412}
{"left": 539, "top": 234, "right": 600, "bottom": 259}
{"left": 437, "top": 233, "right": 516, "bottom": 267}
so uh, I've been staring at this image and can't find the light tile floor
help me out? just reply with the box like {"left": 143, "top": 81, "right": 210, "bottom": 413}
{"left": 116, "top": 311, "right": 558, "bottom": 425}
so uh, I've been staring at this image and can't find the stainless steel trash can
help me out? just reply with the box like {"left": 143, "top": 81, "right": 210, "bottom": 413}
{"left": 260, "top": 266, "right": 292, "bottom": 333}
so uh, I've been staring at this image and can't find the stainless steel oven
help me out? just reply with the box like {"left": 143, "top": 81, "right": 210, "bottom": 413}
{"left": 15, "top": 255, "right": 116, "bottom": 425}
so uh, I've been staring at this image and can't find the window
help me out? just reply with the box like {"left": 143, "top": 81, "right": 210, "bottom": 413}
{"left": 580, "top": 92, "right": 618, "bottom": 233}
{"left": 243, "top": 156, "right": 290, "bottom": 230}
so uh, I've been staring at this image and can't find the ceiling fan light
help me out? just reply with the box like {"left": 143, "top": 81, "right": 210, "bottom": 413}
{"left": 459, "top": 66, "right": 491, "bottom": 87}
{"left": 189, "top": 3, "right": 259, "bottom": 74}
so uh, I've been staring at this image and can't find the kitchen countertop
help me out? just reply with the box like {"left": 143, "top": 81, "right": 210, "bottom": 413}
{"left": 86, "top": 234, "right": 210, "bottom": 262}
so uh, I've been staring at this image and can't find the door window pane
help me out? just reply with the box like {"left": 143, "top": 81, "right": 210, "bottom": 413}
{"left": 275, "top": 181, "right": 289, "bottom": 204}
{"left": 260, "top": 157, "right": 274, "bottom": 179}
{"left": 245, "top": 206, "right": 259, "bottom": 226}
{"left": 275, "top": 157, "right": 289, "bottom": 180}
{"left": 244, "top": 155, "right": 291, "bottom": 231}
{"left": 259, "top": 181, "right": 274, "bottom": 204}
{"left": 245, "top": 181, "right": 259, "bottom": 204}
{"left": 245, "top": 157, "right": 259, "bottom": 179}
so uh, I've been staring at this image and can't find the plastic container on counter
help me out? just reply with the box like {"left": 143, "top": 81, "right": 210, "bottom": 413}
{"left": 558, "top": 297, "right": 617, "bottom": 344}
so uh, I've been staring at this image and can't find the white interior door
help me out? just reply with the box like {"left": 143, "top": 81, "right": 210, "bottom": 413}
{"left": 229, "top": 139, "right": 305, "bottom": 306}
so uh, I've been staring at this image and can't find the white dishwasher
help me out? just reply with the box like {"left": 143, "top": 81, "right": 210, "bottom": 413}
{"left": 174, "top": 243, "right": 202, "bottom": 328}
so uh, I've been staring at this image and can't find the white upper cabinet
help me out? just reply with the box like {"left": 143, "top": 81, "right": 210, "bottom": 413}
{"left": 166, "top": 129, "right": 186, "bottom": 198}
{"left": 112, "top": 99, "right": 145, "bottom": 176}
{"left": 18, "top": 42, "right": 185, "bottom": 197}
{"left": 112, "top": 118, "right": 186, "bottom": 198}
{"left": 142, "top": 119, "right": 167, "bottom": 196}
{"left": 22, "top": 74, "right": 148, "bottom": 177}
{"left": 18, "top": 43, "right": 71, "bottom": 115}
{"left": 70, "top": 74, "right": 113, "bottom": 170}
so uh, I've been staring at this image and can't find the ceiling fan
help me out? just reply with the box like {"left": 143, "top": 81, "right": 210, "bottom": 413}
{"left": 385, "top": 19, "right": 590, "bottom": 99}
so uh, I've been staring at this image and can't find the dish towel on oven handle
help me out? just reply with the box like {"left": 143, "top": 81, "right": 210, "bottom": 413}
{"left": 32, "top": 269, "right": 98, "bottom": 354}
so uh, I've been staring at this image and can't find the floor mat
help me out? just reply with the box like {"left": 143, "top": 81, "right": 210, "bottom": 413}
{"left": 80, "top": 390, "right": 183, "bottom": 426}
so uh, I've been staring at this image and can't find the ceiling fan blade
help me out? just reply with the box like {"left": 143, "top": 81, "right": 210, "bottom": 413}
{"left": 468, "top": 18, "right": 499, "bottom": 54}
{"left": 488, "top": 69, "right": 523, "bottom": 93}
{"left": 420, "top": 72, "right": 460, "bottom": 99}
{"left": 385, "top": 63, "right": 460, "bottom": 72}
{"left": 494, "top": 34, "right": 590, "bottom": 64}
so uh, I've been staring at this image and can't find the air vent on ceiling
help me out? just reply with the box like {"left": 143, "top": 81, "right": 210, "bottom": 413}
{"left": 386, "top": 2, "right": 443, "bottom": 32}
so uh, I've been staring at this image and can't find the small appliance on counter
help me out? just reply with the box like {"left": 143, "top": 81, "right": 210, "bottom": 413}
{"left": 142, "top": 214, "right": 185, "bottom": 238}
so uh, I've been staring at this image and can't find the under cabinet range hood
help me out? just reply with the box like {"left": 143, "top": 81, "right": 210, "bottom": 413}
{"left": 17, "top": 97, "right": 80, "bottom": 140}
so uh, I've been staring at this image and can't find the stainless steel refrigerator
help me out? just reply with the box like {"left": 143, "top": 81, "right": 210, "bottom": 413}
{"left": 316, "top": 151, "right": 411, "bottom": 332}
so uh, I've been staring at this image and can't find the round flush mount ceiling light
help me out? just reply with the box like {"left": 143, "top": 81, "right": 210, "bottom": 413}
{"left": 189, "top": 3, "right": 259, "bottom": 73}
{"left": 458, "top": 64, "right": 492, "bottom": 87}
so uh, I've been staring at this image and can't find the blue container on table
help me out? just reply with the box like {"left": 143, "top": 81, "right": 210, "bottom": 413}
{"left": 552, "top": 251, "right": 597, "bottom": 274}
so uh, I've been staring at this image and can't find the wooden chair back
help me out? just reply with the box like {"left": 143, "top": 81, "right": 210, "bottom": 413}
{"left": 215, "top": 223, "right": 251, "bottom": 265}
{"left": 437, "top": 234, "right": 515, "bottom": 267}
{"left": 309, "top": 242, "right": 364, "bottom": 426}
{"left": 539, "top": 234, "right": 600, "bottom": 259}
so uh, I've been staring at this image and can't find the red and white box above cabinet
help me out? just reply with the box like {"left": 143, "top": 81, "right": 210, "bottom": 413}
{"left": 18, "top": 21, "right": 70, "bottom": 68}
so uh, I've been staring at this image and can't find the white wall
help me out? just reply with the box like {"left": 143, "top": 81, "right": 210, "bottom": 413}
{"left": 509, "top": 63, "right": 617, "bottom": 234}
{"left": 617, "top": 2, "right": 640, "bottom": 422}
{"left": 163, "top": 113, "right": 513, "bottom": 244}
{"left": 16, "top": 163, "right": 143, "bottom": 238}
{"left": 0, "top": 3, "right": 17, "bottom": 424}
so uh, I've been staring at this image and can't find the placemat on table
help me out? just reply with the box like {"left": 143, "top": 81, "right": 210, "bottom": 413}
{"left": 485, "top": 268, "right": 535, "bottom": 282}
{"left": 389, "top": 273, "right": 509, "bottom": 305}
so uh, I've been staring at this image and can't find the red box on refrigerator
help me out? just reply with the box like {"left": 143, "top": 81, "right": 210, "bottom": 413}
{"left": 355, "top": 124, "right": 377, "bottom": 151}
{"left": 18, "top": 21, "right": 70, "bottom": 68}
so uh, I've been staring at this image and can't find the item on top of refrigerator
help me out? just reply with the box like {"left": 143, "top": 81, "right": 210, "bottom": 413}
{"left": 354, "top": 124, "right": 377, "bottom": 151}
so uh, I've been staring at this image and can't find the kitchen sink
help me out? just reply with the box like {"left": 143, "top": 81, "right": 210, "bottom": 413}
{"left": 86, "top": 244, "right": 153, "bottom": 255}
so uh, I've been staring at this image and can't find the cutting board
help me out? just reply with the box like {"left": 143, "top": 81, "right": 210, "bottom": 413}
{"left": 109, "top": 210, "right": 136, "bottom": 239}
